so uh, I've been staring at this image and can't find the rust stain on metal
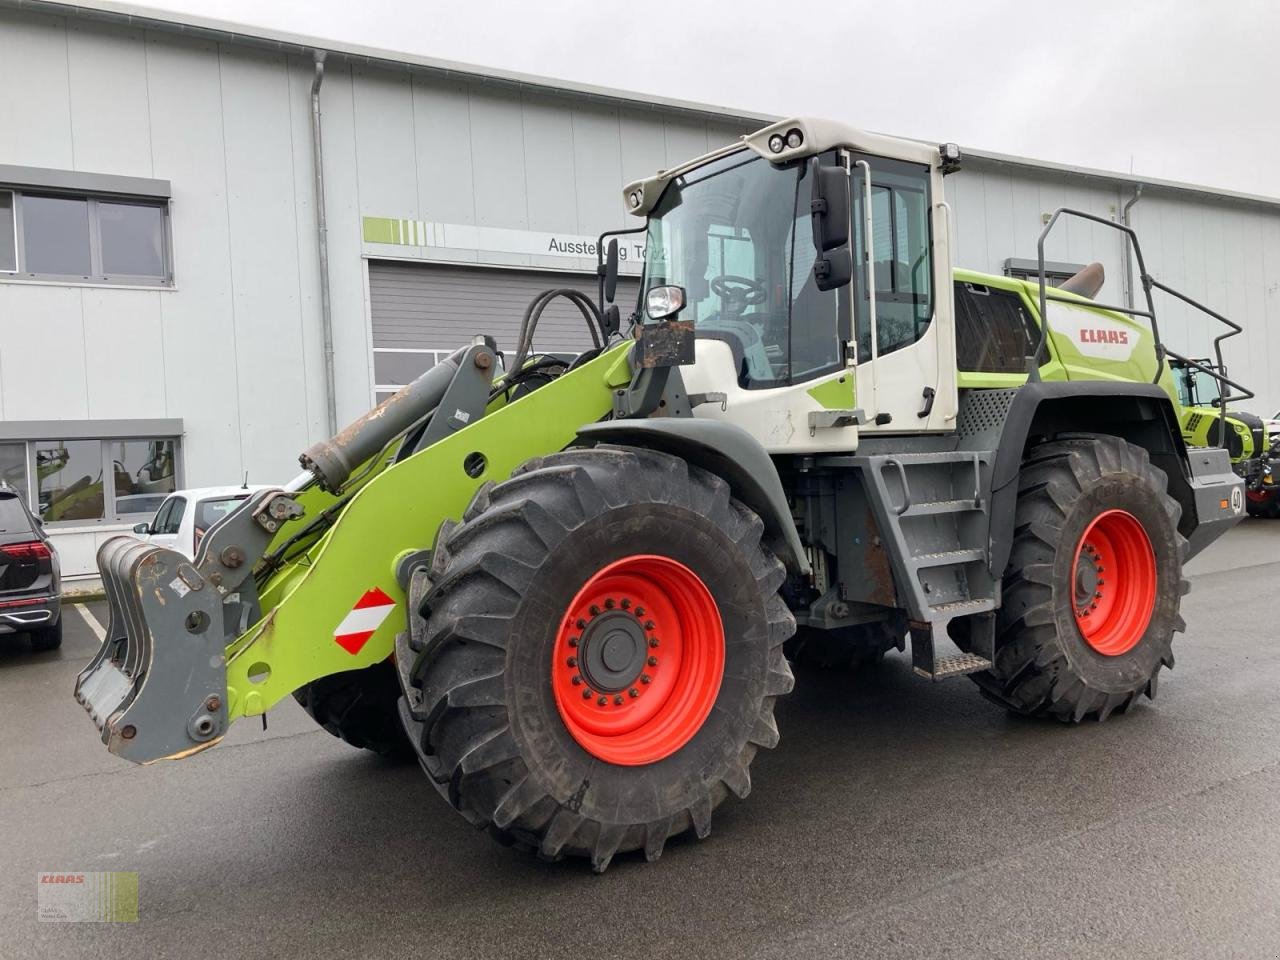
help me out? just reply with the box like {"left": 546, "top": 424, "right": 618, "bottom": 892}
{"left": 863, "top": 505, "right": 897, "bottom": 607}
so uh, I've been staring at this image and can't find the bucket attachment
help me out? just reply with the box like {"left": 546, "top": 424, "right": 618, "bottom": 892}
{"left": 77, "top": 537, "right": 229, "bottom": 762}
{"left": 75, "top": 488, "right": 303, "bottom": 763}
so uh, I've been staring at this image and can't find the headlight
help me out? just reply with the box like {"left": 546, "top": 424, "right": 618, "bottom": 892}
{"left": 767, "top": 133, "right": 785, "bottom": 154}
{"left": 645, "top": 284, "right": 686, "bottom": 321}
{"left": 785, "top": 128, "right": 803, "bottom": 149}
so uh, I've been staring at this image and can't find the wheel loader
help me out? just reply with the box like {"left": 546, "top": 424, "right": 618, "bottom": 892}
{"left": 76, "top": 117, "right": 1247, "bottom": 871}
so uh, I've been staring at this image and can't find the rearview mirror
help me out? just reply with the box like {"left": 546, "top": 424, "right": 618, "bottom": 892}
{"left": 810, "top": 158, "right": 852, "bottom": 291}
{"left": 603, "top": 239, "right": 619, "bottom": 304}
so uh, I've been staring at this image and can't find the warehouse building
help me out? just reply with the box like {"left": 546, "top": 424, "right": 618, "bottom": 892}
{"left": 2, "top": 0, "right": 1279, "bottom": 578}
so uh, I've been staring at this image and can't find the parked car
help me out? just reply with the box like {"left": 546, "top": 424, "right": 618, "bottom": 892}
{"left": 133, "top": 485, "right": 275, "bottom": 559}
{"left": 0, "top": 482, "right": 62, "bottom": 650}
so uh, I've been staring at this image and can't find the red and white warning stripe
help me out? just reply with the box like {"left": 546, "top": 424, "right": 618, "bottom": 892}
{"left": 333, "top": 587, "right": 396, "bottom": 655}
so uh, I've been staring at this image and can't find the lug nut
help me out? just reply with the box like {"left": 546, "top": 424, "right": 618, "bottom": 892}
{"left": 568, "top": 636, "right": 579, "bottom": 648}
{"left": 648, "top": 638, "right": 659, "bottom": 648}
{"left": 598, "top": 695, "right": 608, "bottom": 705}
{"left": 566, "top": 657, "right": 577, "bottom": 667}
{"left": 572, "top": 675, "right": 582, "bottom": 685}
{"left": 605, "top": 599, "right": 615, "bottom": 609}
{"left": 589, "top": 605, "right": 600, "bottom": 616}
{"left": 635, "top": 607, "right": 645, "bottom": 617}
{"left": 577, "top": 618, "right": 586, "bottom": 629}
{"left": 614, "top": 694, "right": 624, "bottom": 705}
{"left": 644, "top": 621, "right": 655, "bottom": 631}
{"left": 641, "top": 674, "right": 651, "bottom": 684}
{"left": 629, "top": 688, "right": 639, "bottom": 698}
{"left": 621, "top": 599, "right": 631, "bottom": 609}
{"left": 583, "top": 689, "right": 593, "bottom": 699}
{"left": 647, "top": 656, "right": 658, "bottom": 667}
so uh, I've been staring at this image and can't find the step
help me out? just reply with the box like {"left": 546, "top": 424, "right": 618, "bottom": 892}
{"left": 911, "top": 548, "right": 986, "bottom": 569}
{"left": 913, "top": 652, "right": 993, "bottom": 680}
{"left": 901, "top": 499, "right": 983, "bottom": 517}
{"left": 928, "top": 598, "right": 997, "bottom": 617}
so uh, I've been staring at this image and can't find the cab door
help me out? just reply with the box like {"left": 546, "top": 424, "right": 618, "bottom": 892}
{"left": 849, "top": 154, "right": 957, "bottom": 432}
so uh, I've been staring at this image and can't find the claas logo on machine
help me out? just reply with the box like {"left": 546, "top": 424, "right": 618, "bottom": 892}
{"left": 1078, "top": 328, "right": 1129, "bottom": 345}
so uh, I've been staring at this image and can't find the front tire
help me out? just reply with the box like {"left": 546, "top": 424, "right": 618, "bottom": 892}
{"left": 971, "top": 435, "right": 1187, "bottom": 722}
{"left": 293, "top": 660, "right": 411, "bottom": 758}
{"left": 405, "top": 446, "right": 795, "bottom": 871}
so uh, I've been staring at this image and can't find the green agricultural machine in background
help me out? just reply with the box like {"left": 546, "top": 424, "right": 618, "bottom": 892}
{"left": 1168, "top": 356, "right": 1276, "bottom": 516}
{"left": 77, "top": 117, "right": 1248, "bottom": 871}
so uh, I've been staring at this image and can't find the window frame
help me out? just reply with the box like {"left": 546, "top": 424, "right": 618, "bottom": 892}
{"left": 20, "top": 435, "right": 183, "bottom": 528}
{"left": 1, "top": 186, "right": 173, "bottom": 287}
{"left": 0, "top": 189, "right": 16, "bottom": 274}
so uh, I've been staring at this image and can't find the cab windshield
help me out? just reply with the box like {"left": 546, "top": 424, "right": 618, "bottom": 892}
{"left": 643, "top": 152, "right": 843, "bottom": 388}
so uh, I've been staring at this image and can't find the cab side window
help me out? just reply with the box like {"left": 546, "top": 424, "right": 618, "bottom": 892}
{"left": 853, "top": 157, "right": 933, "bottom": 362}
{"left": 954, "top": 282, "right": 1042, "bottom": 373}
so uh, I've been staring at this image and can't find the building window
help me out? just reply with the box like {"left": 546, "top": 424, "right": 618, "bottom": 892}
{"left": 0, "top": 436, "right": 179, "bottom": 525}
{"left": 0, "top": 187, "right": 171, "bottom": 285}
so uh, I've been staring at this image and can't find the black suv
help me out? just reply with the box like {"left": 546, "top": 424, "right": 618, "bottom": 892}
{"left": 0, "top": 483, "right": 61, "bottom": 650}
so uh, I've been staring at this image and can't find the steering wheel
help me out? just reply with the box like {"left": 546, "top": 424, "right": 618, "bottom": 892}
{"left": 710, "top": 275, "right": 767, "bottom": 315}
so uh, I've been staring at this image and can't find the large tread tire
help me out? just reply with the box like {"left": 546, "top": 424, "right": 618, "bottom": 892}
{"left": 405, "top": 445, "right": 795, "bottom": 871}
{"left": 292, "top": 660, "right": 412, "bottom": 758}
{"left": 970, "top": 434, "right": 1188, "bottom": 722}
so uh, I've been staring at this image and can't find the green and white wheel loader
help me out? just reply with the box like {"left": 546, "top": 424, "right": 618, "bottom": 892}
{"left": 76, "top": 117, "right": 1248, "bottom": 871}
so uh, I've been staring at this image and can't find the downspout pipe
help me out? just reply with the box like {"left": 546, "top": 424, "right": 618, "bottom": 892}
{"left": 1121, "top": 183, "right": 1144, "bottom": 310}
{"left": 310, "top": 50, "right": 338, "bottom": 436}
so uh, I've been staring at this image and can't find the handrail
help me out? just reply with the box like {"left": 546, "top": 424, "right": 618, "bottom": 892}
{"left": 1032, "top": 207, "right": 1251, "bottom": 451}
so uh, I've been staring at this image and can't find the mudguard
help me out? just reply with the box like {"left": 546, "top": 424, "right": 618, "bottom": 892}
{"left": 577, "top": 418, "right": 811, "bottom": 575}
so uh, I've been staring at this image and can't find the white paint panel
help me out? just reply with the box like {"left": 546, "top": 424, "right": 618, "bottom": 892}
{"left": 0, "top": 284, "right": 88, "bottom": 420}
{"left": 80, "top": 288, "right": 166, "bottom": 418}
{"left": 66, "top": 23, "right": 153, "bottom": 176}
{"left": 412, "top": 76, "right": 478, "bottom": 227}
{"left": 352, "top": 66, "right": 418, "bottom": 219}
{"left": 143, "top": 31, "right": 244, "bottom": 486}
{"left": 219, "top": 47, "right": 310, "bottom": 482}
{"left": 0, "top": 10, "right": 74, "bottom": 169}
{"left": 469, "top": 88, "right": 528, "bottom": 231}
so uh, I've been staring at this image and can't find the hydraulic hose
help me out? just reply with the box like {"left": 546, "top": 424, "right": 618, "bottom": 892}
{"left": 510, "top": 288, "right": 605, "bottom": 378}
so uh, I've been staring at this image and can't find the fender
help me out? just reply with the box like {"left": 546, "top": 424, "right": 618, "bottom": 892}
{"left": 577, "top": 419, "right": 811, "bottom": 575}
{"left": 988, "top": 380, "right": 1194, "bottom": 574}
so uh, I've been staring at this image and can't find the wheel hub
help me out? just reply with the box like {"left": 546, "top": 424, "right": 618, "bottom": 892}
{"left": 579, "top": 610, "right": 649, "bottom": 693}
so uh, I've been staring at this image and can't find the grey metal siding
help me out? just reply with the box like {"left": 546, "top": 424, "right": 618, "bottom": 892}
{"left": 369, "top": 260, "right": 639, "bottom": 387}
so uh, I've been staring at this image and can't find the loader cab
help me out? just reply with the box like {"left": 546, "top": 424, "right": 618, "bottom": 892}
{"left": 626, "top": 118, "right": 958, "bottom": 453}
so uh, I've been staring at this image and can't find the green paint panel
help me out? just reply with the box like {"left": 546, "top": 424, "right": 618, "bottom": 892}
{"left": 806, "top": 371, "right": 856, "bottom": 409}
{"left": 362, "top": 216, "right": 399, "bottom": 244}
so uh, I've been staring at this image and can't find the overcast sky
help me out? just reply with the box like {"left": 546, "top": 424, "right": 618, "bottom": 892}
{"left": 146, "top": 0, "right": 1277, "bottom": 198}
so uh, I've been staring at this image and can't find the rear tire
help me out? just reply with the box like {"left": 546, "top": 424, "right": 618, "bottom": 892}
{"left": 29, "top": 618, "right": 62, "bottom": 652}
{"left": 405, "top": 445, "right": 795, "bottom": 871}
{"left": 970, "top": 435, "right": 1187, "bottom": 722}
{"left": 293, "top": 660, "right": 411, "bottom": 758}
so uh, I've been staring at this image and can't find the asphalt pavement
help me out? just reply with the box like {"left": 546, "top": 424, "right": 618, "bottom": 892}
{"left": 2, "top": 521, "right": 1278, "bottom": 959}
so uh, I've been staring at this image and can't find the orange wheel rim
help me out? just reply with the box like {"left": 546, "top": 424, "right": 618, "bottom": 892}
{"left": 1071, "top": 509, "right": 1156, "bottom": 656}
{"left": 551, "top": 555, "right": 724, "bottom": 766}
